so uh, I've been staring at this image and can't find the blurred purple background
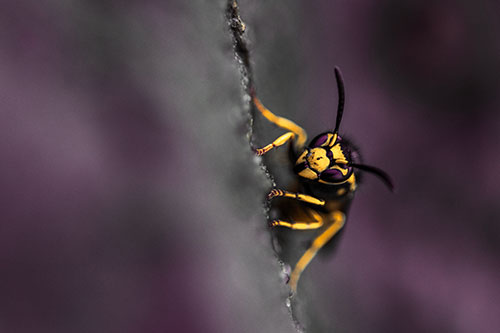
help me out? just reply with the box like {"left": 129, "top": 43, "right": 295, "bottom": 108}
{"left": 1, "top": 1, "right": 500, "bottom": 332}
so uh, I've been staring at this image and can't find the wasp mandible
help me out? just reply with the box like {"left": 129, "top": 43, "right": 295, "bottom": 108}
{"left": 252, "top": 67, "right": 394, "bottom": 293}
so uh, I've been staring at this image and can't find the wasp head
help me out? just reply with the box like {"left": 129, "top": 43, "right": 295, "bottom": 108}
{"left": 294, "top": 67, "right": 394, "bottom": 192}
{"left": 293, "top": 132, "right": 356, "bottom": 185}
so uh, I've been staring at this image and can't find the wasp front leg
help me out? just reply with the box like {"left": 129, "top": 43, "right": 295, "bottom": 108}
{"left": 288, "top": 210, "right": 345, "bottom": 293}
{"left": 252, "top": 95, "right": 307, "bottom": 148}
{"left": 267, "top": 189, "right": 325, "bottom": 206}
{"left": 254, "top": 132, "right": 295, "bottom": 156}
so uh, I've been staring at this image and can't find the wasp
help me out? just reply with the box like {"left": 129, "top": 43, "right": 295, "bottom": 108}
{"left": 252, "top": 67, "right": 394, "bottom": 293}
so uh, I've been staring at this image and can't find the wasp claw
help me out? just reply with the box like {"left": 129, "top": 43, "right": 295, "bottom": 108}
{"left": 267, "top": 189, "right": 282, "bottom": 200}
{"left": 268, "top": 220, "right": 279, "bottom": 228}
{"left": 253, "top": 148, "right": 265, "bottom": 156}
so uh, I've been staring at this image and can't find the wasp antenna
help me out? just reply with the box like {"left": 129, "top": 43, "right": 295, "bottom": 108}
{"left": 350, "top": 163, "right": 395, "bottom": 192}
{"left": 333, "top": 66, "right": 345, "bottom": 134}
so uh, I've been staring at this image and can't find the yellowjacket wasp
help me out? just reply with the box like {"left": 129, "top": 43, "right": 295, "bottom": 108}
{"left": 252, "top": 68, "right": 394, "bottom": 293}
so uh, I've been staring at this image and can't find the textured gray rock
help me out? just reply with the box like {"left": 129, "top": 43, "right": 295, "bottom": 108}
{"left": 2, "top": 1, "right": 500, "bottom": 333}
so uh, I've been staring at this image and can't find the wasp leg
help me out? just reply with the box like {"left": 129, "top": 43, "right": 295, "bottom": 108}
{"left": 289, "top": 211, "right": 345, "bottom": 293}
{"left": 267, "top": 189, "right": 325, "bottom": 206}
{"left": 255, "top": 132, "right": 294, "bottom": 156}
{"left": 252, "top": 96, "right": 307, "bottom": 148}
{"left": 270, "top": 209, "right": 324, "bottom": 230}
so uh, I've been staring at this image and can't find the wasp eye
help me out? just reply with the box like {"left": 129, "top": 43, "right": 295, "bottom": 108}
{"left": 320, "top": 169, "right": 345, "bottom": 182}
{"left": 309, "top": 133, "right": 329, "bottom": 147}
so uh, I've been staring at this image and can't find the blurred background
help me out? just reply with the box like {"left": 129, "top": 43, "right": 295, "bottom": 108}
{"left": 1, "top": 0, "right": 499, "bottom": 332}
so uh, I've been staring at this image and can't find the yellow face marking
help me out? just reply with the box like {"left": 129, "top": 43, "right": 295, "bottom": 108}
{"left": 318, "top": 133, "right": 337, "bottom": 147}
{"left": 346, "top": 173, "right": 357, "bottom": 191}
{"left": 330, "top": 144, "right": 347, "bottom": 163}
{"left": 328, "top": 133, "right": 338, "bottom": 146}
{"left": 295, "top": 150, "right": 308, "bottom": 164}
{"left": 313, "top": 133, "right": 337, "bottom": 148}
{"left": 336, "top": 188, "right": 346, "bottom": 196}
{"left": 307, "top": 148, "right": 329, "bottom": 172}
{"left": 298, "top": 168, "right": 318, "bottom": 180}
